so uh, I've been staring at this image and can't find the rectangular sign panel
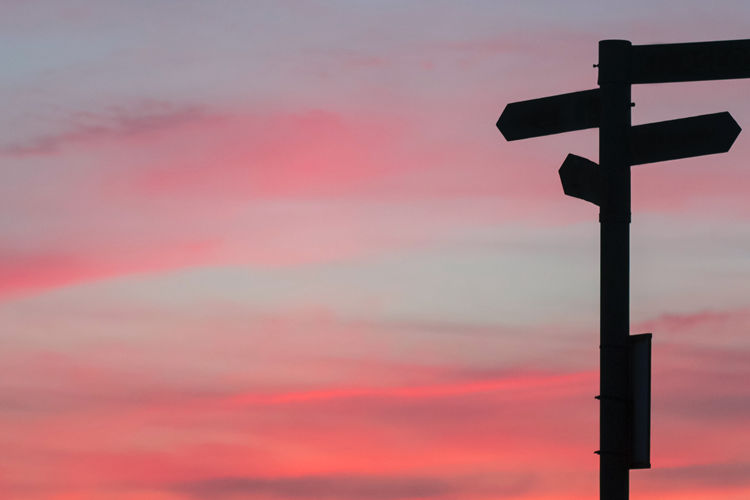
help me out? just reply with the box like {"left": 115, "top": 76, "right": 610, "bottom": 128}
{"left": 630, "top": 112, "right": 740, "bottom": 165}
{"left": 631, "top": 39, "right": 750, "bottom": 84}
{"left": 629, "top": 333, "right": 652, "bottom": 470}
{"left": 558, "top": 154, "right": 601, "bottom": 206}
{"left": 496, "top": 89, "right": 600, "bottom": 141}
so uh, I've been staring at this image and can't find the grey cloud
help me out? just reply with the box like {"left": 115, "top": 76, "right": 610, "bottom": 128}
{"left": 0, "top": 103, "right": 214, "bottom": 157}
{"left": 175, "top": 473, "right": 534, "bottom": 500}
{"left": 645, "top": 462, "right": 750, "bottom": 490}
{"left": 176, "top": 475, "right": 454, "bottom": 500}
{"left": 660, "top": 392, "right": 750, "bottom": 422}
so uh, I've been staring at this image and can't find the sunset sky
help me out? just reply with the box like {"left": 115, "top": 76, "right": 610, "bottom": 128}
{"left": 3, "top": 1, "right": 750, "bottom": 499}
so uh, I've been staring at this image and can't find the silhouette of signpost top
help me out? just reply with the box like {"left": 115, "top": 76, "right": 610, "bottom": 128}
{"left": 496, "top": 39, "right": 748, "bottom": 500}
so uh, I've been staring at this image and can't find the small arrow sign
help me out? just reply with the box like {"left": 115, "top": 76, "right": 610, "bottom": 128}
{"left": 630, "top": 111, "right": 741, "bottom": 166}
{"left": 631, "top": 39, "right": 750, "bottom": 84}
{"left": 497, "top": 89, "right": 600, "bottom": 141}
{"left": 559, "top": 154, "right": 601, "bottom": 206}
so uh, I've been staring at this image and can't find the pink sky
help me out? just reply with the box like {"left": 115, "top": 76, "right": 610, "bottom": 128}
{"left": 3, "top": 1, "right": 750, "bottom": 499}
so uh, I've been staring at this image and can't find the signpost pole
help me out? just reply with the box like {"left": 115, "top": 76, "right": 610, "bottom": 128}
{"left": 597, "top": 39, "right": 632, "bottom": 500}
{"left": 497, "top": 35, "right": 747, "bottom": 500}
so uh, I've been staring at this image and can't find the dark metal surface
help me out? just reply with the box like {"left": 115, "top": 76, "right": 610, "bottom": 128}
{"left": 632, "top": 39, "right": 750, "bottom": 84}
{"left": 598, "top": 39, "right": 632, "bottom": 500}
{"left": 630, "top": 112, "right": 741, "bottom": 165}
{"left": 559, "top": 154, "right": 601, "bottom": 206}
{"left": 496, "top": 89, "right": 600, "bottom": 141}
{"left": 629, "top": 334, "right": 652, "bottom": 470}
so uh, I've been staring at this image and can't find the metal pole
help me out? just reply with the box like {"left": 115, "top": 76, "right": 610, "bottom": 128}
{"left": 597, "top": 39, "right": 632, "bottom": 500}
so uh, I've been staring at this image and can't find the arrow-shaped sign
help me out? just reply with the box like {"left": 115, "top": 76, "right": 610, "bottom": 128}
{"left": 558, "top": 112, "right": 740, "bottom": 203}
{"left": 559, "top": 154, "right": 601, "bottom": 206}
{"left": 630, "top": 111, "right": 741, "bottom": 165}
{"left": 631, "top": 39, "right": 750, "bottom": 84}
{"left": 497, "top": 89, "right": 600, "bottom": 141}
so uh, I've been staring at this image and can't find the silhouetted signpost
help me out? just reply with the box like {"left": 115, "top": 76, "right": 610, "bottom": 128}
{"left": 496, "top": 39, "right": 746, "bottom": 500}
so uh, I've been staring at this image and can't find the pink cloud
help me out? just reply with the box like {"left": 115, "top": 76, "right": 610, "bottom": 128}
{"left": 172, "top": 472, "right": 535, "bottom": 500}
{"left": 122, "top": 109, "right": 407, "bottom": 200}
{"left": 0, "top": 238, "right": 220, "bottom": 300}
{"left": 4, "top": 306, "right": 750, "bottom": 498}
{"left": 3, "top": 98, "right": 566, "bottom": 209}
{"left": 0, "top": 101, "right": 590, "bottom": 299}
{"left": 223, "top": 371, "right": 594, "bottom": 407}
{"left": 0, "top": 308, "right": 602, "bottom": 499}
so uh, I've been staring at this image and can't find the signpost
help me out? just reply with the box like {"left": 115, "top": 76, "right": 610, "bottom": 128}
{"left": 496, "top": 39, "right": 747, "bottom": 500}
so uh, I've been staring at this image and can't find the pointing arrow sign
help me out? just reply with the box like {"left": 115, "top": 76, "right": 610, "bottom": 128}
{"left": 630, "top": 111, "right": 741, "bottom": 165}
{"left": 497, "top": 89, "right": 600, "bottom": 141}
{"left": 559, "top": 154, "right": 601, "bottom": 206}
{"left": 631, "top": 39, "right": 750, "bottom": 84}
{"left": 557, "top": 113, "right": 739, "bottom": 204}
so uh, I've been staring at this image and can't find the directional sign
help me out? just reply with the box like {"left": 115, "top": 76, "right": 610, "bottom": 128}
{"left": 630, "top": 111, "right": 741, "bottom": 165}
{"left": 631, "top": 39, "right": 750, "bottom": 84}
{"left": 559, "top": 154, "right": 601, "bottom": 206}
{"left": 629, "top": 333, "right": 652, "bottom": 470}
{"left": 496, "top": 89, "right": 600, "bottom": 141}
{"left": 496, "top": 37, "right": 749, "bottom": 499}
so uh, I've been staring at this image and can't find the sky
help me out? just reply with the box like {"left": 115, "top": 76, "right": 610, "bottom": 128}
{"left": 2, "top": 1, "right": 750, "bottom": 499}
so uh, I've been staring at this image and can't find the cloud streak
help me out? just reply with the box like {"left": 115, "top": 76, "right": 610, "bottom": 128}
{"left": 224, "top": 371, "right": 594, "bottom": 406}
{"left": 175, "top": 474, "right": 461, "bottom": 500}
{"left": 0, "top": 102, "right": 216, "bottom": 157}
{"left": 3, "top": 302, "right": 750, "bottom": 497}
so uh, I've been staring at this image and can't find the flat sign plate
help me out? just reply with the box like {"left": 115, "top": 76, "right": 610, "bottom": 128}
{"left": 559, "top": 154, "right": 601, "bottom": 206}
{"left": 629, "top": 333, "right": 652, "bottom": 470}
{"left": 630, "top": 112, "right": 741, "bottom": 165}
{"left": 497, "top": 89, "right": 600, "bottom": 141}
{"left": 631, "top": 39, "right": 750, "bottom": 84}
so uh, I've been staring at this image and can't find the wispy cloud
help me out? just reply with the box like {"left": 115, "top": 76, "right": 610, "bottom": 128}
{"left": 638, "top": 308, "right": 750, "bottom": 337}
{"left": 640, "top": 462, "right": 750, "bottom": 492}
{"left": 175, "top": 474, "right": 455, "bottom": 500}
{"left": 125, "top": 108, "right": 406, "bottom": 199}
{"left": 0, "top": 102, "right": 216, "bottom": 157}
{"left": 174, "top": 472, "right": 534, "bottom": 500}
{"left": 223, "top": 371, "right": 594, "bottom": 406}
{"left": 0, "top": 238, "right": 220, "bottom": 299}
